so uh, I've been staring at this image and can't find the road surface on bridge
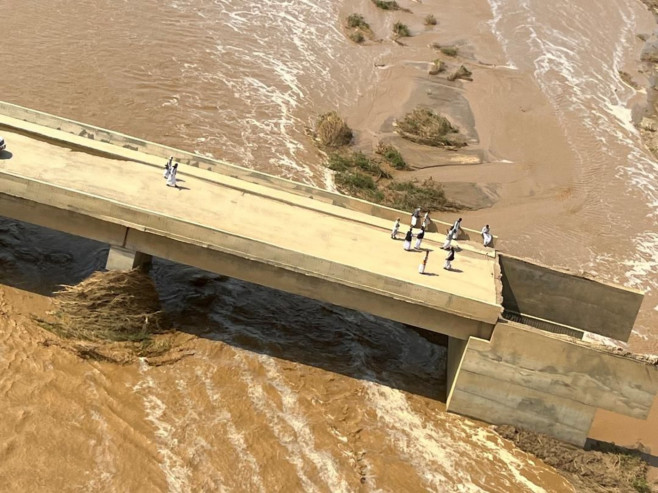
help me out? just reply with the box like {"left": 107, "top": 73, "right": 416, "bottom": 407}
{"left": 0, "top": 126, "right": 499, "bottom": 318}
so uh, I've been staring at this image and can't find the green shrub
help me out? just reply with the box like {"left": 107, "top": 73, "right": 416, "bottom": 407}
{"left": 315, "top": 112, "right": 353, "bottom": 148}
{"left": 395, "top": 107, "right": 464, "bottom": 147}
{"left": 347, "top": 13, "right": 369, "bottom": 29}
{"left": 386, "top": 178, "right": 449, "bottom": 211}
{"left": 376, "top": 142, "right": 408, "bottom": 170}
{"left": 327, "top": 151, "right": 390, "bottom": 178}
{"left": 393, "top": 22, "right": 411, "bottom": 38}
{"left": 349, "top": 31, "right": 365, "bottom": 43}
{"left": 424, "top": 14, "right": 437, "bottom": 25}
{"left": 336, "top": 171, "right": 377, "bottom": 190}
{"left": 372, "top": 0, "right": 400, "bottom": 10}
{"left": 440, "top": 46, "right": 458, "bottom": 57}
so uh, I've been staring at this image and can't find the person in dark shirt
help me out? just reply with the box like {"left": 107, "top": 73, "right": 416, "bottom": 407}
{"left": 444, "top": 247, "right": 455, "bottom": 270}
{"left": 414, "top": 227, "right": 425, "bottom": 249}
{"left": 403, "top": 229, "right": 413, "bottom": 251}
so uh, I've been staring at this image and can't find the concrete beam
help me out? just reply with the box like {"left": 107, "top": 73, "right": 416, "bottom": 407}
{"left": 124, "top": 228, "right": 495, "bottom": 340}
{"left": 105, "top": 246, "right": 152, "bottom": 271}
{"left": 447, "top": 322, "right": 658, "bottom": 445}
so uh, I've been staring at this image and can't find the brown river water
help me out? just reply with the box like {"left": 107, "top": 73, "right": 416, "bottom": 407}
{"left": 1, "top": 0, "right": 657, "bottom": 490}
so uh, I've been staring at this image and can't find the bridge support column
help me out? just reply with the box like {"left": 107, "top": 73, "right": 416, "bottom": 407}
{"left": 105, "top": 246, "right": 152, "bottom": 272}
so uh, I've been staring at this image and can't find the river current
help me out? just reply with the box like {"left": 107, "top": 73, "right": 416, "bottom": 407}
{"left": 1, "top": 0, "right": 657, "bottom": 490}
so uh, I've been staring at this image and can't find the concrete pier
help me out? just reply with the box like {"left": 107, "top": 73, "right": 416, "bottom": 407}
{"left": 105, "top": 246, "right": 152, "bottom": 271}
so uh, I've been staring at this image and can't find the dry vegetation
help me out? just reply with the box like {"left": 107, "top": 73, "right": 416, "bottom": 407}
{"left": 313, "top": 112, "right": 457, "bottom": 211}
{"left": 37, "top": 270, "right": 189, "bottom": 365}
{"left": 497, "top": 426, "right": 652, "bottom": 493}
{"left": 395, "top": 107, "right": 466, "bottom": 148}
{"left": 314, "top": 112, "right": 353, "bottom": 148}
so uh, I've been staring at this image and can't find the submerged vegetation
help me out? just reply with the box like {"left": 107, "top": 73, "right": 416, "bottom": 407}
{"left": 36, "top": 270, "right": 185, "bottom": 364}
{"left": 424, "top": 14, "right": 437, "bottom": 26}
{"left": 395, "top": 107, "right": 465, "bottom": 147}
{"left": 346, "top": 13, "right": 372, "bottom": 44}
{"left": 371, "top": 0, "right": 401, "bottom": 10}
{"left": 393, "top": 22, "right": 411, "bottom": 38}
{"left": 428, "top": 59, "right": 446, "bottom": 75}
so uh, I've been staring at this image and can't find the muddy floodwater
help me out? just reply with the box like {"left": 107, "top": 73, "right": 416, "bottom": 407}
{"left": 1, "top": 0, "right": 658, "bottom": 490}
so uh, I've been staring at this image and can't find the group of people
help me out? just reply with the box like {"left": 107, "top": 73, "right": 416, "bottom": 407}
{"left": 163, "top": 156, "right": 179, "bottom": 188}
{"left": 391, "top": 209, "right": 493, "bottom": 274}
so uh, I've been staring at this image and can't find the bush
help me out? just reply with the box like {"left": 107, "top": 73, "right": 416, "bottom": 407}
{"left": 315, "top": 112, "right": 353, "bottom": 148}
{"left": 372, "top": 0, "right": 400, "bottom": 10}
{"left": 376, "top": 142, "right": 408, "bottom": 170}
{"left": 347, "top": 14, "right": 369, "bottom": 29}
{"left": 428, "top": 59, "right": 446, "bottom": 75}
{"left": 393, "top": 22, "right": 411, "bottom": 38}
{"left": 386, "top": 178, "right": 450, "bottom": 211}
{"left": 395, "top": 107, "right": 465, "bottom": 147}
{"left": 336, "top": 171, "right": 377, "bottom": 190}
{"left": 440, "top": 45, "right": 458, "bottom": 57}
{"left": 425, "top": 14, "right": 437, "bottom": 25}
{"left": 327, "top": 151, "right": 390, "bottom": 178}
{"left": 349, "top": 31, "right": 365, "bottom": 43}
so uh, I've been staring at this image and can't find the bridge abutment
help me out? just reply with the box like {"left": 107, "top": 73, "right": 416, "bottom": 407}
{"left": 105, "top": 246, "right": 152, "bottom": 272}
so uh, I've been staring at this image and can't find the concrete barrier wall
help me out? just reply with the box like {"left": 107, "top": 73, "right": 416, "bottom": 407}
{"left": 499, "top": 254, "right": 643, "bottom": 342}
{"left": 446, "top": 322, "right": 658, "bottom": 445}
{"left": 0, "top": 173, "right": 499, "bottom": 339}
{"left": 0, "top": 100, "right": 481, "bottom": 235}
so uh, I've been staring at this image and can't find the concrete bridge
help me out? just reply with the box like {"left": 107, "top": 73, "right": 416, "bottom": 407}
{"left": 0, "top": 101, "right": 656, "bottom": 448}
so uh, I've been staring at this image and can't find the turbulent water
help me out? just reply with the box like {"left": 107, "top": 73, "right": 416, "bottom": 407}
{"left": 1, "top": 0, "right": 657, "bottom": 490}
{"left": 486, "top": 0, "right": 658, "bottom": 350}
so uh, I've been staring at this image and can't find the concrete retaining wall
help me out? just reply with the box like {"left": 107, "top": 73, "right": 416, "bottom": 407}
{"left": 499, "top": 254, "right": 643, "bottom": 342}
{"left": 446, "top": 322, "right": 658, "bottom": 445}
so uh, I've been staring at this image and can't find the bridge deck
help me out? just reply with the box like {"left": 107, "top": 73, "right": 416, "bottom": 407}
{"left": 0, "top": 124, "right": 499, "bottom": 323}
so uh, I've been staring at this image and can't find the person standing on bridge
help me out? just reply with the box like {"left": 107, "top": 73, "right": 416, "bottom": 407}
{"left": 167, "top": 162, "right": 179, "bottom": 188}
{"left": 422, "top": 210, "right": 431, "bottom": 229}
{"left": 418, "top": 250, "right": 430, "bottom": 274}
{"left": 411, "top": 207, "right": 421, "bottom": 228}
{"left": 444, "top": 246, "right": 455, "bottom": 270}
{"left": 442, "top": 229, "right": 455, "bottom": 250}
{"left": 414, "top": 226, "right": 425, "bottom": 250}
{"left": 403, "top": 229, "right": 413, "bottom": 251}
{"left": 450, "top": 217, "right": 462, "bottom": 239}
{"left": 481, "top": 224, "right": 493, "bottom": 247}
{"left": 391, "top": 218, "right": 401, "bottom": 239}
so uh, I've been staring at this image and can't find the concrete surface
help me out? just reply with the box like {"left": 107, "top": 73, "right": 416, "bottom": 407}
{"left": 105, "top": 246, "right": 152, "bottom": 271}
{"left": 0, "top": 124, "right": 501, "bottom": 339}
{"left": 446, "top": 322, "right": 658, "bottom": 446}
{"left": 0, "top": 100, "right": 492, "bottom": 238}
{"left": 499, "top": 254, "right": 644, "bottom": 342}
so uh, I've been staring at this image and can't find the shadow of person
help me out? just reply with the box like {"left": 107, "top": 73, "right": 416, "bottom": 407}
{"left": 0, "top": 151, "right": 14, "bottom": 160}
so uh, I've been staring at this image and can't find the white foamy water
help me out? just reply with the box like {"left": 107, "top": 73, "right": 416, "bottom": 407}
{"left": 486, "top": 0, "right": 658, "bottom": 348}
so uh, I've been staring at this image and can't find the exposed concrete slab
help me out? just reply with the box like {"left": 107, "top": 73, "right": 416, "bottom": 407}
{"left": 0, "top": 121, "right": 502, "bottom": 339}
{"left": 447, "top": 322, "right": 658, "bottom": 445}
{"left": 499, "top": 254, "right": 643, "bottom": 342}
{"left": 0, "top": 100, "right": 488, "bottom": 239}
